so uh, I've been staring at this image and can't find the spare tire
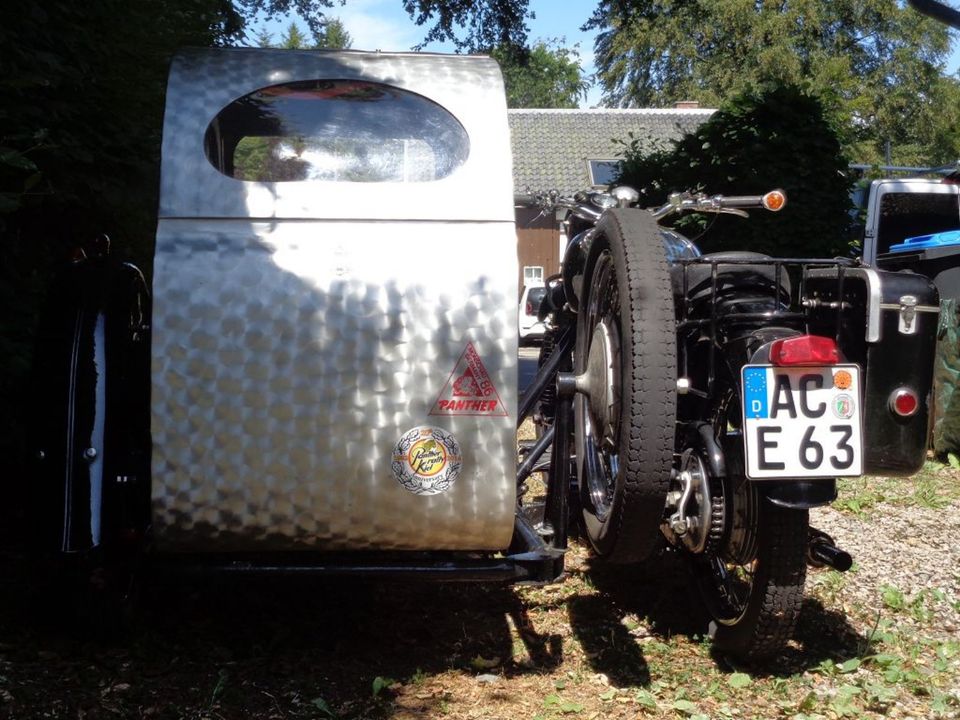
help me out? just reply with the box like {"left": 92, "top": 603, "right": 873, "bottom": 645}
{"left": 575, "top": 209, "right": 676, "bottom": 563}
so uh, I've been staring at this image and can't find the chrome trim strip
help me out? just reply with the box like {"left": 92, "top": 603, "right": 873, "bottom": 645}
{"left": 860, "top": 267, "right": 883, "bottom": 343}
{"left": 808, "top": 266, "right": 884, "bottom": 343}
{"left": 878, "top": 304, "right": 940, "bottom": 312}
{"left": 62, "top": 308, "right": 82, "bottom": 552}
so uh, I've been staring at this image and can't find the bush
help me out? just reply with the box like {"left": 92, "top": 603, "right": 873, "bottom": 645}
{"left": 617, "top": 83, "right": 854, "bottom": 258}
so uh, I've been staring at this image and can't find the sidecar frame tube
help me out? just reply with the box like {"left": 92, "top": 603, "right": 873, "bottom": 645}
{"left": 148, "top": 510, "right": 564, "bottom": 584}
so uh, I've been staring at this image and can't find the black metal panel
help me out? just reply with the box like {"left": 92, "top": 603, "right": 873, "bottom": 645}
{"left": 807, "top": 268, "right": 938, "bottom": 476}
{"left": 30, "top": 257, "right": 151, "bottom": 553}
{"left": 877, "top": 246, "right": 960, "bottom": 301}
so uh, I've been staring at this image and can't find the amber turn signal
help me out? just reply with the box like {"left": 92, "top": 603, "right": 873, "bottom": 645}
{"left": 762, "top": 189, "right": 787, "bottom": 212}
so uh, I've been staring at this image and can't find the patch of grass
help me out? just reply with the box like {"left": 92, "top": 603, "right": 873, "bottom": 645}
{"left": 540, "top": 692, "right": 584, "bottom": 716}
{"left": 897, "top": 460, "right": 960, "bottom": 509}
{"left": 833, "top": 476, "right": 896, "bottom": 516}
{"left": 810, "top": 568, "right": 848, "bottom": 605}
{"left": 878, "top": 585, "right": 955, "bottom": 626}
{"left": 371, "top": 676, "right": 395, "bottom": 698}
{"left": 905, "top": 473, "right": 956, "bottom": 509}
{"left": 834, "top": 461, "right": 960, "bottom": 516}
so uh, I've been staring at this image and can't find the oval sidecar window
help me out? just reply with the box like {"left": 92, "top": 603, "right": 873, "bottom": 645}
{"left": 204, "top": 80, "right": 470, "bottom": 183}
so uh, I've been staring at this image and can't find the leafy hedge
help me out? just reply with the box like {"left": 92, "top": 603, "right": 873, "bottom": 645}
{"left": 0, "top": 2, "right": 234, "bottom": 532}
{"left": 617, "top": 83, "right": 854, "bottom": 259}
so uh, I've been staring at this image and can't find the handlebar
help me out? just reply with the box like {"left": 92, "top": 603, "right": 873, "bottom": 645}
{"left": 515, "top": 190, "right": 605, "bottom": 223}
{"left": 516, "top": 187, "right": 787, "bottom": 223}
{"left": 649, "top": 189, "right": 786, "bottom": 220}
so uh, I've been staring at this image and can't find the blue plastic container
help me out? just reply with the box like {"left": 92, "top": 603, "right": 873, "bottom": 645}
{"left": 889, "top": 229, "right": 960, "bottom": 253}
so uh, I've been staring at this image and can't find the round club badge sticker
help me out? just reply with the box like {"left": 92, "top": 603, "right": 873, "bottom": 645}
{"left": 391, "top": 426, "right": 463, "bottom": 496}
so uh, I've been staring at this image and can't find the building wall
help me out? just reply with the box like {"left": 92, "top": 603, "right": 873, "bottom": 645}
{"left": 515, "top": 207, "right": 560, "bottom": 295}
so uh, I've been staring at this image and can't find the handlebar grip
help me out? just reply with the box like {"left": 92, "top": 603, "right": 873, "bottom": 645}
{"left": 514, "top": 193, "right": 537, "bottom": 206}
{"left": 717, "top": 195, "right": 764, "bottom": 208}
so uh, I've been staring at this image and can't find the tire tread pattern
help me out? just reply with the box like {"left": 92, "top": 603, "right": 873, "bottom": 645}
{"left": 712, "top": 504, "right": 808, "bottom": 660}
{"left": 582, "top": 209, "right": 677, "bottom": 563}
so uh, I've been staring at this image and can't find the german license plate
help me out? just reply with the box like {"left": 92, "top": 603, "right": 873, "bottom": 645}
{"left": 741, "top": 364, "right": 863, "bottom": 479}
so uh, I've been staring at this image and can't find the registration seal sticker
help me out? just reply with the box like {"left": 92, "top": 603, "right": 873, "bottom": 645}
{"left": 833, "top": 370, "right": 853, "bottom": 390}
{"left": 833, "top": 393, "right": 855, "bottom": 419}
{"left": 391, "top": 426, "right": 463, "bottom": 496}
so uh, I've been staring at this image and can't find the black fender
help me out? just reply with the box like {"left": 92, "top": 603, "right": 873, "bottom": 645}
{"left": 29, "top": 256, "right": 151, "bottom": 555}
{"left": 762, "top": 479, "right": 837, "bottom": 509}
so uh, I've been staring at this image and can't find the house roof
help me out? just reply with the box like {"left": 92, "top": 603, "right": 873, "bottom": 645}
{"left": 507, "top": 108, "right": 715, "bottom": 198}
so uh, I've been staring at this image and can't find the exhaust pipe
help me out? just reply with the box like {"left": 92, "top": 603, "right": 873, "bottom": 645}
{"left": 807, "top": 528, "right": 853, "bottom": 572}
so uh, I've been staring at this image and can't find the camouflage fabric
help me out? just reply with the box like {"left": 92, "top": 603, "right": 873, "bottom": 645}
{"left": 934, "top": 298, "right": 960, "bottom": 457}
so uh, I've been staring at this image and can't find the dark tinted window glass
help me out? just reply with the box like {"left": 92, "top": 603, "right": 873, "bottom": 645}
{"left": 205, "top": 80, "right": 469, "bottom": 182}
{"left": 589, "top": 160, "right": 622, "bottom": 186}
{"left": 528, "top": 287, "right": 547, "bottom": 303}
{"left": 877, "top": 191, "right": 960, "bottom": 254}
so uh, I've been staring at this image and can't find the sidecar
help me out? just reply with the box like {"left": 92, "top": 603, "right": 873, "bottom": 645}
{"left": 30, "top": 49, "right": 563, "bottom": 583}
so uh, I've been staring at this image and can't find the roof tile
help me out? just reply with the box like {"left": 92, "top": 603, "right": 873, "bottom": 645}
{"left": 508, "top": 108, "right": 714, "bottom": 197}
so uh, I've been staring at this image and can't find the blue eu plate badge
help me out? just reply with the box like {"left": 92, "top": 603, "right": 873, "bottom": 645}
{"left": 743, "top": 367, "right": 768, "bottom": 419}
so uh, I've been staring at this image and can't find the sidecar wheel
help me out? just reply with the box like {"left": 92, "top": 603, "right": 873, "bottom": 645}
{"left": 576, "top": 209, "right": 676, "bottom": 563}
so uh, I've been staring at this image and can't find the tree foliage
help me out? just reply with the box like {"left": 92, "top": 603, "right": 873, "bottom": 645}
{"left": 0, "top": 0, "right": 530, "bottom": 496}
{"left": 491, "top": 40, "right": 588, "bottom": 108}
{"left": 316, "top": 18, "right": 353, "bottom": 49}
{"left": 259, "top": 18, "right": 352, "bottom": 49}
{"left": 279, "top": 20, "right": 310, "bottom": 48}
{"left": 587, "top": 0, "right": 959, "bottom": 166}
{"left": 401, "top": 0, "right": 531, "bottom": 51}
{"left": 617, "top": 83, "right": 853, "bottom": 258}
{"left": 238, "top": 0, "right": 530, "bottom": 51}
{"left": 0, "top": 0, "right": 247, "bottom": 522}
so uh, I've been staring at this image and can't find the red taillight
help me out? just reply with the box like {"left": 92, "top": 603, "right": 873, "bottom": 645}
{"left": 526, "top": 301, "right": 533, "bottom": 314}
{"left": 890, "top": 388, "right": 919, "bottom": 417}
{"left": 769, "top": 335, "right": 839, "bottom": 366}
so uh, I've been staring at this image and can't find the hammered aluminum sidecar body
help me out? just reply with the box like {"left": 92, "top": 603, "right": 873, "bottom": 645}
{"left": 149, "top": 49, "right": 518, "bottom": 554}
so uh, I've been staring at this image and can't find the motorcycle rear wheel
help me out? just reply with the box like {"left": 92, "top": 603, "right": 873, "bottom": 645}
{"left": 697, "top": 501, "right": 808, "bottom": 660}
{"left": 693, "top": 394, "right": 808, "bottom": 660}
{"left": 575, "top": 209, "right": 676, "bottom": 563}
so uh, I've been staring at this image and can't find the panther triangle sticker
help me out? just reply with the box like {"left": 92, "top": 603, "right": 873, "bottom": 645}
{"left": 430, "top": 342, "right": 508, "bottom": 416}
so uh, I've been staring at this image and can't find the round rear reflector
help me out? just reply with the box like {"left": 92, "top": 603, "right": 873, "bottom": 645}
{"left": 889, "top": 388, "right": 919, "bottom": 417}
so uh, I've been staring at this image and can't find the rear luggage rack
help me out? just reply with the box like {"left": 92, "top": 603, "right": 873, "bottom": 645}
{"left": 674, "top": 256, "right": 861, "bottom": 398}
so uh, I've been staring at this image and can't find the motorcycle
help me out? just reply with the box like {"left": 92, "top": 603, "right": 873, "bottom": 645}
{"left": 25, "top": 48, "right": 938, "bottom": 663}
{"left": 517, "top": 186, "right": 939, "bottom": 659}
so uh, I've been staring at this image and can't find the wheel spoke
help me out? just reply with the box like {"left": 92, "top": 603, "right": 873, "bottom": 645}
{"left": 581, "top": 253, "right": 622, "bottom": 519}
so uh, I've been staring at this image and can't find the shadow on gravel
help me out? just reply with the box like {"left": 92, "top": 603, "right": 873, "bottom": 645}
{"left": 0, "top": 553, "right": 870, "bottom": 717}
{"left": 572, "top": 551, "right": 868, "bottom": 680}
{"left": 0, "top": 571, "right": 560, "bottom": 720}
{"left": 722, "top": 597, "right": 871, "bottom": 678}
{"left": 567, "top": 552, "right": 696, "bottom": 688}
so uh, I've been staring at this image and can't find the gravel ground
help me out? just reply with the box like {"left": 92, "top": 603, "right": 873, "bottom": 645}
{"left": 811, "top": 487, "right": 960, "bottom": 642}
